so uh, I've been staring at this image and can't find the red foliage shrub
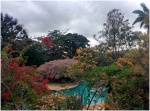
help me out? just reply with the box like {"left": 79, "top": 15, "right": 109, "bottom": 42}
{"left": 8, "top": 47, "right": 13, "bottom": 52}
{"left": 41, "top": 37, "right": 53, "bottom": 46}
{"left": 1, "top": 57, "right": 51, "bottom": 107}
{"left": 9, "top": 62, "right": 14, "bottom": 67}
{"left": 2, "top": 92, "right": 11, "bottom": 99}
{"left": 13, "top": 58, "right": 19, "bottom": 63}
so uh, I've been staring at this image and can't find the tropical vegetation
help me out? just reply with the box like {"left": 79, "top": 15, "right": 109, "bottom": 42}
{"left": 1, "top": 2, "right": 149, "bottom": 110}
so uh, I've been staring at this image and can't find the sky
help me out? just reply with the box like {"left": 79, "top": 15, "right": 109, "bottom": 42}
{"left": 1, "top": 0, "right": 150, "bottom": 46}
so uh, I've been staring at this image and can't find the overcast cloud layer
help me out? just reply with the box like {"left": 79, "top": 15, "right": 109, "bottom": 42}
{"left": 1, "top": 0, "right": 150, "bottom": 46}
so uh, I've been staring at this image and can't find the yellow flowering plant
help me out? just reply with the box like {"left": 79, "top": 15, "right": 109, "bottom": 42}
{"left": 35, "top": 93, "right": 82, "bottom": 110}
{"left": 68, "top": 48, "right": 98, "bottom": 79}
{"left": 116, "top": 58, "right": 133, "bottom": 68}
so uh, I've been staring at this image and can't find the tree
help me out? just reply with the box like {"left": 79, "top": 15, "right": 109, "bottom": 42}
{"left": 36, "top": 31, "right": 90, "bottom": 61}
{"left": 11, "top": 38, "right": 36, "bottom": 51}
{"left": 105, "top": 33, "right": 149, "bottom": 110}
{"left": 20, "top": 43, "right": 45, "bottom": 66}
{"left": 1, "top": 13, "right": 28, "bottom": 49}
{"left": 95, "top": 9, "right": 138, "bottom": 58}
{"left": 47, "top": 29, "right": 69, "bottom": 42}
{"left": 53, "top": 33, "right": 90, "bottom": 59}
{"left": 93, "top": 42, "right": 114, "bottom": 66}
{"left": 132, "top": 3, "right": 149, "bottom": 34}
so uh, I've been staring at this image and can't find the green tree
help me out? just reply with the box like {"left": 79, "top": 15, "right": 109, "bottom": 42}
{"left": 1, "top": 13, "right": 28, "bottom": 49}
{"left": 93, "top": 42, "right": 114, "bottom": 66}
{"left": 95, "top": 9, "right": 138, "bottom": 58}
{"left": 132, "top": 3, "right": 149, "bottom": 34}
{"left": 105, "top": 33, "right": 149, "bottom": 110}
{"left": 20, "top": 43, "right": 45, "bottom": 66}
{"left": 35, "top": 31, "right": 90, "bottom": 61}
{"left": 47, "top": 29, "right": 69, "bottom": 42}
{"left": 12, "top": 38, "right": 36, "bottom": 51}
{"left": 53, "top": 33, "right": 90, "bottom": 59}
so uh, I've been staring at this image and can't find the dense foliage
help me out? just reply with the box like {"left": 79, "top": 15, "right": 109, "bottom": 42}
{"left": 53, "top": 33, "right": 90, "bottom": 58}
{"left": 103, "top": 33, "right": 149, "bottom": 110}
{"left": 19, "top": 43, "right": 45, "bottom": 66}
{"left": 1, "top": 2, "right": 149, "bottom": 110}
{"left": 1, "top": 13, "right": 29, "bottom": 49}
{"left": 1, "top": 46, "right": 50, "bottom": 110}
{"left": 35, "top": 93, "right": 82, "bottom": 110}
{"left": 68, "top": 48, "right": 98, "bottom": 79}
{"left": 94, "top": 9, "right": 139, "bottom": 59}
{"left": 34, "top": 31, "right": 90, "bottom": 62}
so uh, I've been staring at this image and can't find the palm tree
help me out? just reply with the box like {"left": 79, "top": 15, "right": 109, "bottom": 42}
{"left": 132, "top": 3, "right": 149, "bottom": 34}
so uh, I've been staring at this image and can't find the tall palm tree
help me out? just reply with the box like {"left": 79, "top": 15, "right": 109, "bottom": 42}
{"left": 132, "top": 3, "right": 149, "bottom": 34}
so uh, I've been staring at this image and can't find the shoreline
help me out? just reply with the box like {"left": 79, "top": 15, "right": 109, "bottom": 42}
{"left": 47, "top": 81, "right": 80, "bottom": 90}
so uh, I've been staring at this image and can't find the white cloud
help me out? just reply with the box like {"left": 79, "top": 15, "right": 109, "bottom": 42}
{"left": 1, "top": 1, "right": 149, "bottom": 46}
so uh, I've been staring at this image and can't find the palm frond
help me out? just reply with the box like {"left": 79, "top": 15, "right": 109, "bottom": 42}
{"left": 132, "top": 17, "right": 144, "bottom": 25}
{"left": 140, "top": 3, "right": 149, "bottom": 13}
{"left": 140, "top": 21, "right": 144, "bottom": 28}
{"left": 132, "top": 10, "right": 144, "bottom": 15}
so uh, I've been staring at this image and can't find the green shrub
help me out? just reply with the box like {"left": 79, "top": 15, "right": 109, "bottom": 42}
{"left": 20, "top": 43, "right": 44, "bottom": 66}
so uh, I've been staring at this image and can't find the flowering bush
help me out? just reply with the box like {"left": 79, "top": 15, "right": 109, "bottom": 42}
{"left": 103, "top": 48, "right": 149, "bottom": 110}
{"left": 41, "top": 37, "right": 53, "bottom": 47}
{"left": 68, "top": 48, "right": 98, "bottom": 79}
{"left": 116, "top": 58, "right": 133, "bottom": 68}
{"left": 35, "top": 93, "right": 82, "bottom": 110}
{"left": 2, "top": 92, "right": 12, "bottom": 99}
{"left": 8, "top": 47, "right": 13, "bottom": 52}
{"left": 1, "top": 46, "right": 50, "bottom": 110}
{"left": 37, "top": 59, "right": 78, "bottom": 82}
{"left": 104, "top": 50, "right": 112, "bottom": 55}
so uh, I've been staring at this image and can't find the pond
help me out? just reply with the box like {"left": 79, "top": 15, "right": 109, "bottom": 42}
{"left": 52, "top": 80, "right": 108, "bottom": 105}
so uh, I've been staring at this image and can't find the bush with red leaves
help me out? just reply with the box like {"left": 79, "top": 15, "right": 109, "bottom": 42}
{"left": 8, "top": 47, "right": 13, "bottom": 52}
{"left": 41, "top": 37, "right": 53, "bottom": 47}
{"left": 2, "top": 92, "right": 12, "bottom": 99}
{"left": 1, "top": 54, "right": 51, "bottom": 109}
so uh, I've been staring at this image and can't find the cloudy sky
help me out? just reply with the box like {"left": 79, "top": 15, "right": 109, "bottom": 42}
{"left": 1, "top": 0, "right": 150, "bottom": 46}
